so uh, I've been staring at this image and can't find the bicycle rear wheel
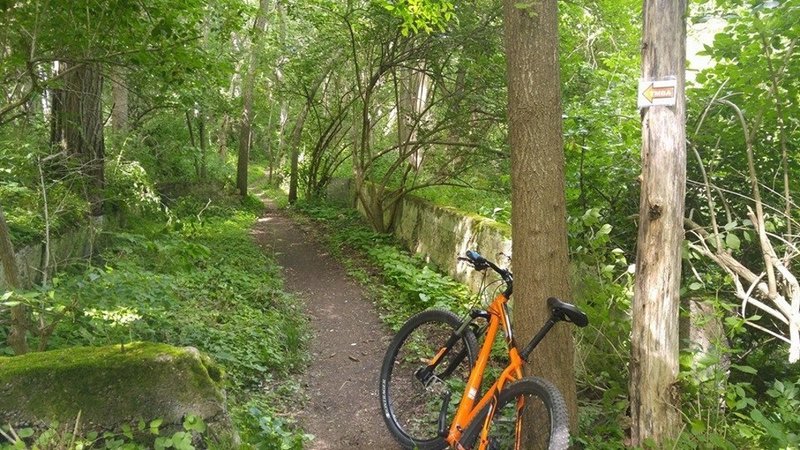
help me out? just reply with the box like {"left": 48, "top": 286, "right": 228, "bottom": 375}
{"left": 469, "top": 377, "right": 569, "bottom": 450}
{"left": 379, "top": 309, "right": 478, "bottom": 450}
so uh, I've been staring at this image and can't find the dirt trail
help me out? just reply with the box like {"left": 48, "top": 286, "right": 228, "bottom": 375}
{"left": 250, "top": 200, "right": 402, "bottom": 450}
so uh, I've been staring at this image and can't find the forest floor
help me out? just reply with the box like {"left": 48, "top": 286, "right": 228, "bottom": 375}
{"left": 250, "top": 199, "right": 402, "bottom": 449}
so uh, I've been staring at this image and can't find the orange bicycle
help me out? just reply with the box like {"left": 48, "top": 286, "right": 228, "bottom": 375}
{"left": 379, "top": 250, "right": 588, "bottom": 450}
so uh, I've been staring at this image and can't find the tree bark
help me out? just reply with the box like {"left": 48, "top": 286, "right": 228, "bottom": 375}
{"left": 198, "top": 111, "right": 208, "bottom": 180}
{"left": 503, "top": 0, "right": 579, "bottom": 437}
{"left": 111, "top": 67, "right": 128, "bottom": 132}
{"left": 629, "top": 0, "right": 687, "bottom": 445}
{"left": 0, "top": 205, "right": 28, "bottom": 355}
{"left": 236, "top": 0, "right": 271, "bottom": 196}
{"left": 51, "top": 62, "right": 105, "bottom": 216}
{"left": 287, "top": 100, "right": 311, "bottom": 204}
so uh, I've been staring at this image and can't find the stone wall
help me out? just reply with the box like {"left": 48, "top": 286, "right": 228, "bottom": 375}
{"left": 0, "top": 219, "right": 100, "bottom": 290}
{"left": 327, "top": 179, "right": 512, "bottom": 293}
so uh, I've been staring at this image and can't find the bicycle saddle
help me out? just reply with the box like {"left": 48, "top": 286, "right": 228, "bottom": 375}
{"left": 547, "top": 297, "right": 589, "bottom": 327}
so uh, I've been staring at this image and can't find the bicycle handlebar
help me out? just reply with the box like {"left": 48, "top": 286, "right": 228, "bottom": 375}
{"left": 459, "top": 250, "right": 513, "bottom": 295}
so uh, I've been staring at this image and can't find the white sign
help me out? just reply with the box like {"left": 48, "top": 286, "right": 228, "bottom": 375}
{"left": 638, "top": 78, "right": 678, "bottom": 108}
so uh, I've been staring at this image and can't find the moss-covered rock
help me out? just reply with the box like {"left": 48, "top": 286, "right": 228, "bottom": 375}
{"left": 0, "top": 342, "right": 232, "bottom": 441}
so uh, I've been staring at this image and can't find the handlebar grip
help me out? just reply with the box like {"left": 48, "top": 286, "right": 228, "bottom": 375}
{"left": 466, "top": 250, "right": 484, "bottom": 263}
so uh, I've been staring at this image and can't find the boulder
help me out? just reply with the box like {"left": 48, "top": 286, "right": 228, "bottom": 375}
{"left": 0, "top": 342, "right": 234, "bottom": 443}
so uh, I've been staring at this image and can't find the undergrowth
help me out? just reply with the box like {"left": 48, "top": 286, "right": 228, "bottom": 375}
{"left": 290, "top": 200, "right": 476, "bottom": 330}
{"left": 1, "top": 193, "right": 310, "bottom": 449}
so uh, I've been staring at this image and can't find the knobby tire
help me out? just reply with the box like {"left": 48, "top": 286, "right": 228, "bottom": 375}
{"left": 379, "top": 309, "right": 478, "bottom": 450}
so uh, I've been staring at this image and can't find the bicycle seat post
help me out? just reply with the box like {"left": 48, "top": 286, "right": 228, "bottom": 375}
{"left": 519, "top": 316, "right": 557, "bottom": 362}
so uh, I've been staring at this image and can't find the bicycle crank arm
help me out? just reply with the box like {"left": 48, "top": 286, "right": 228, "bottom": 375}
{"left": 437, "top": 391, "right": 452, "bottom": 437}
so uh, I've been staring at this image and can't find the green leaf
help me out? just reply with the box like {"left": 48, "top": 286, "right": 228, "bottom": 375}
{"left": 122, "top": 424, "right": 133, "bottom": 439}
{"left": 154, "top": 436, "right": 173, "bottom": 450}
{"left": 731, "top": 364, "right": 758, "bottom": 375}
{"left": 150, "top": 418, "right": 164, "bottom": 435}
{"left": 18, "top": 428, "right": 34, "bottom": 438}
{"left": 725, "top": 233, "right": 741, "bottom": 250}
{"left": 183, "top": 414, "right": 206, "bottom": 433}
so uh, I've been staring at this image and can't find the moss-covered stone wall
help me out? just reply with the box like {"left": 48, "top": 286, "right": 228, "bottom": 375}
{"left": 0, "top": 221, "right": 97, "bottom": 290}
{"left": 327, "top": 178, "right": 512, "bottom": 293}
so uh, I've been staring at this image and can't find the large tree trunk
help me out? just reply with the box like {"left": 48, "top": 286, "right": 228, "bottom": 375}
{"left": 51, "top": 62, "right": 105, "bottom": 216}
{"left": 629, "top": 0, "right": 687, "bottom": 445}
{"left": 503, "top": 0, "right": 579, "bottom": 437}
{"left": 236, "top": 0, "right": 271, "bottom": 196}
{"left": 0, "top": 205, "right": 28, "bottom": 355}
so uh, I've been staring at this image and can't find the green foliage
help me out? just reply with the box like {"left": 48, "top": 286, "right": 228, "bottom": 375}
{"left": 378, "top": 0, "right": 455, "bottom": 36}
{"left": 235, "top": 406, "right": 311, "bottom": 450}
{"left": 568, "top": 209, "right": 634, "bottom": 447}
{"left": 0, "top": 415, "right": 209, "bottom": 450}
{"left": 0, "top": 129, "right": 89, "bottom": 247}
{"left": 1, "top": 197, "right": 308, "bottom": 447}
{"left": 116, "top": 116, "right": 232, "bottom": 191}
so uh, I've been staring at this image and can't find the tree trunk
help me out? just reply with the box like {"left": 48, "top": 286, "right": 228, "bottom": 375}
{"left": 502, "top": 0, "right": 579, "bottom": 437}
{"left": 287, "top": 101, "right": 310, "bottom": 204}
{"left": 236, "top": 0, "right": 271, "bottom": 197}
{"left": 111, "top": 67, "right": 128, "bottom": 132}
{"left": 198, "top": 111, "right": 208, "bottom": 180}
{"left": 271, "top": 0, "right": 288, "bottom": 186}
{"left": 52, "top": 62, "right": 105, "bottom": 216}
{"left": 0, "top": 205, "right": 28, "bottom": 355}
{"left": 629, "top": 0, "right": 687, "bottom": 445}
{"left": 218, "top": 114, "right": 230, "bottom": 158}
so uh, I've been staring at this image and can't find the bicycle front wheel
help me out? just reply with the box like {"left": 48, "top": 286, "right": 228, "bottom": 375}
{"left": 379, "top": 309, "right": 477, "bottom": 450}
{"left": 477, "top": 377, "right": 569, "bottom": 450}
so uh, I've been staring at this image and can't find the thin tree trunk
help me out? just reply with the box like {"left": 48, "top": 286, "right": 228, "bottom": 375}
{"left": 0, "top": 205, "right": 28, "bottom": 355}
{"left": 198, "top": 111, "right": 208, "bottom": 180}
{"left": 218, "top": 114, "right": 230, "bottom": 158}
{"left": 271, "top": 0, "right": 288, "bottom": 185}
{"left": 629, "top": 0, "right": 687, "bottom": 444}
{"left": 287, "top": 102, "right": 310, "bottom": 204}
{"left": 237, "top": 0, "right": 271, "bottom": 196}
{"left": 186, "top": 110, "right": 200, "bottom": 178}
{"left": 503, "top": 0, "right": 579, "bottom": 438}
{"left": 50, "top": 62, "right": 66, "bottom": 151}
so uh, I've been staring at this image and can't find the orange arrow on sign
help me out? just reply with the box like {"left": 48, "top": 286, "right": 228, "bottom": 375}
{"left": 642, "top": 83, "right": 675, "bottom": 103}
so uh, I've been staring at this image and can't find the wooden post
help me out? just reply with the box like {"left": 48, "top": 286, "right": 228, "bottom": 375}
{"left": 630, "top": 0, "right": 687, "bottom": 445}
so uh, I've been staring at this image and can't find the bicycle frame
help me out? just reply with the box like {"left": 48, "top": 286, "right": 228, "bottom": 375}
{"left": 440, "top": 290, "right": 524, "bottom": 450}
{"left": 401, "top": 251, "right": 586, "bottom": 450}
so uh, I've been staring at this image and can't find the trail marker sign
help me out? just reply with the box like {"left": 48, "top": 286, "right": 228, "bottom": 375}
{"left": 638, "top": 78, "right": 678, "bottom": 108}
